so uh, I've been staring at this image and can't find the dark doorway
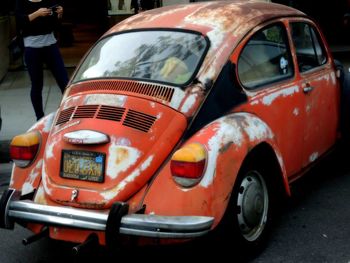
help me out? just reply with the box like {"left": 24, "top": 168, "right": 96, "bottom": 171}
{"left": 58, "top": 0, "right": 110, "bottom": 67}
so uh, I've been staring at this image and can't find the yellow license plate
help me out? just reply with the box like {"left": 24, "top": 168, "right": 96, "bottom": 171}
{"left": 60, "top": 150, "right": 105, "bottom": 183}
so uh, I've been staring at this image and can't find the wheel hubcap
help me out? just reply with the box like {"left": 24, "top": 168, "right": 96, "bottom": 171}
{"left": 236, "top": 170, "right": 269, "bottom": 242}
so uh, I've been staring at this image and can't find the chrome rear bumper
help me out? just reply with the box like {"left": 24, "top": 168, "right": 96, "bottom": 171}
{"left": 0, "top": 189, "right": 214, "bottom": 239}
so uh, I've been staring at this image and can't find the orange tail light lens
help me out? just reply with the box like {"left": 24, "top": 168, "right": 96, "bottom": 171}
{"left": 170, "top": 143, "right": 207, "bottom": 187}
{"left": 10, "top": 131, "right": 41, "bottom": 167}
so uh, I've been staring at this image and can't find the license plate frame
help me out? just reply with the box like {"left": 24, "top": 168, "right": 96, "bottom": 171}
{"left": 60, "top": 150, "right": 105, "bottom": 183}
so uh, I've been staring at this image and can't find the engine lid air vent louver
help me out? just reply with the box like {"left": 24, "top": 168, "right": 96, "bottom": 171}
{"left": 68, "top": 80, "right": 175, "bottom": 103}
{"left": 72, "top": 105, "right": 99, "bottom": 119}
{"left": 55, "top": 106, "right": 156, "bottom": 133}
{"left": 56, "top": 107, "right": 75, "bottom": 125}
{"left": 96, "top": 105, "right": 125, "bottom": 122}
{"left": 123, "top": 109, "right": 157, "bottom": 133}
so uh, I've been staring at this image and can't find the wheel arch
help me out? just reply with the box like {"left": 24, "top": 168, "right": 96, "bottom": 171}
{"left": 240, "top": 142, "right": 289, "bottom": 202}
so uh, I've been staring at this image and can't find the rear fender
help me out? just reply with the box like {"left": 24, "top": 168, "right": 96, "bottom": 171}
{"left": 142, "top": 112, "right": 289, "bottom": 228}
{"left": 9, "top": 112, "right": 56, "bottom": 196}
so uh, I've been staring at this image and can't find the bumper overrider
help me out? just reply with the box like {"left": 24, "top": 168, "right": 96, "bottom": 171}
{"left": 0, "top": 189, "right": 214, "bottom": 240}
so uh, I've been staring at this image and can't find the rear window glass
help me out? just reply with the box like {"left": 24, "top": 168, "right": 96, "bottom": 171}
{"left": 72, "top": 30, "right": 208, "bottom": 86}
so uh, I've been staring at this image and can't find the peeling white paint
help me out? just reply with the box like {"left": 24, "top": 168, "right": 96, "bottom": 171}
{"left": 115, "top": 137, "right": 131, "bottom": 146}
{"left": 106, "top": 137, "right": 141, "bottom": 179}
{"left": 41, "top": 162, "right": 52, "bottom": 195}
{"left": 309, "top": 152, "right": 319, "bottom": 162}
{"left": 156, "top": 112, "right": 163, "bottom": 119}
{"left": 34, "top": 186, "right": 47, "bottom": 205}
{"left": 45, "top": 136, "right": 60, "bottom": 159}
{"left": 150, "top": 102, "right": 156, "bottom": 108}
{"left": 22, "top": 182, "right": 34, "bottom": 195}
{"left": 200, "top": 119, "right": 244, "bottom": 188}
{"left": 101, "top": 155, "right": 154, "bottom": 200}
{"left": 9, "top": 164, "right": 15, "bottom": 187}
{"left": 199, "top": 66, "right": 216, "bottom": 85}
{"left": 28, "top": 113, "right": 55, "bottom": 133}
{"left": 180, "top": 93, "right": 197, "bottom": 113}
{"left": 306, "top": 104, "right": 311, "bottom": 113}
{"left": 331, "top": 72, "right": 336, "bottom": 84}
{"left": 293, "top": 108, "right": 300, "bottom": 116}
{"left": 250, "top": 100, "right": 259, "bottom": 105}
{"left": 63, "top": 96, "right": 81, "bottom": 109}
{"left": 43, "top": 112, "right": 56, "bottom": 133}
{"left": 262, "top": 85, "right": 299, "bottom": 106}
{"left": 199, "top": 113, "right": 275, "bottom": 188}
{"left": 241, "top": 116, "right": 273, "bottom": 142}
{"left": 27, "top": 160, "right": 43, "bottom": 184}
{"left": 84, "top": 94, "right": 127, "bottom": 107}
{"left": 170, "top": 88, "right": 186, "bottom": 109}
{"left": 316, "top": 74, "right": 330, "bottom": 82}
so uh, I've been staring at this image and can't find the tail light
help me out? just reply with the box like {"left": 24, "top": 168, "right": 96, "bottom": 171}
{"left": 170, "top": 143, "right": 207, "bottom": 187}
{"left": 10, "top": 131, "right": 41, "bottom": 168}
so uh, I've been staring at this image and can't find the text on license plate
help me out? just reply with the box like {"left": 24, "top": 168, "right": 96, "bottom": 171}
{"left": 60, "top": 150, "right": 105, "bottom": 183}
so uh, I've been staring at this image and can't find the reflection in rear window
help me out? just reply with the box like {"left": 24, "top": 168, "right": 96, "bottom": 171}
{"left": 72, "top": 30, "right": 207, "bottom": 86}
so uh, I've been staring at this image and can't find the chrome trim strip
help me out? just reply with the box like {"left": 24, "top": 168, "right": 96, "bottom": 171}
{"left": 7, "top": 200, "right": 214, "bottom": 238}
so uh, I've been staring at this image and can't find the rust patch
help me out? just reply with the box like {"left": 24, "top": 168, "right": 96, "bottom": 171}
{"left": 219, "top": 141, "right": 233, "bottom": 154}
{"left": 55, "top": 199, "right": 107, "bottom": 209}
{"left": 115, "top": 147, "right": 129, "bottom": 165}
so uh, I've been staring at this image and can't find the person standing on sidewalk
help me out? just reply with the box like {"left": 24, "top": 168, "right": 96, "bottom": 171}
{"left": 15, "top": 0, "right": 69, "bottom": 120}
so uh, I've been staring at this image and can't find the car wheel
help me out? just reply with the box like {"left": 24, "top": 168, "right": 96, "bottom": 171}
{"left": 218, "top": 163, "right": 273, "bottom": 255}
{"left": 235, "top": 170, "right": 269, "bottom": 243}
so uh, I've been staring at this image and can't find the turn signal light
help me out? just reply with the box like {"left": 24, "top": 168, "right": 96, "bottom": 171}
{"left": 170, "top": 143, "right": 207, "bottom": 187}
{"left": 10, "top": 131, "right": 41, "bottom": 167}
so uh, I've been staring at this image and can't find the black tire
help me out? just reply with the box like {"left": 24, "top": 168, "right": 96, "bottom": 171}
{"left": 217, "top": 162, "right": 274, "bottom": 258}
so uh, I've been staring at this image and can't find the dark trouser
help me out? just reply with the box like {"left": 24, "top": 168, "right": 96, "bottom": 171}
{"left": 25, "top": 43, "right": 69, "bottom": 120}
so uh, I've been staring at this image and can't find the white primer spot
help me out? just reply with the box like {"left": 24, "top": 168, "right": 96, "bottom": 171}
{"left": 180, "top": 93, "right": 197, "bottom": 113}
{"left": 101, "top": 155, "right": 154, "bottom": 200}
{"left": 262, "top": 86, "right": 299, "bottom": 106}
{"left": 106, "top": 137, "right": 141, "bottom": 179}
{"left": 309, "top": 152, "right": 319, "bottom": 162}
{"left": 293, "top": 108, "right": 300, "bottom": 116}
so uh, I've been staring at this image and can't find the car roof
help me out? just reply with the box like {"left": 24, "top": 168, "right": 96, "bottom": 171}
{"left": 109, "top": 0, "right": 305, "bottom": 37}
{"left": 105, "top": 0, "right": 306, "bottom": 86}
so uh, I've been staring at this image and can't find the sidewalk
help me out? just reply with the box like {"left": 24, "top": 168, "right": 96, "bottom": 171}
{"left": 0, "top": 69, "right": 65, "bottom": 162}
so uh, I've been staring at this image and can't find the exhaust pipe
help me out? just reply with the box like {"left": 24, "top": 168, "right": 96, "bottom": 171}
{"left": 72, "top": 233, "right": 98, "bottom": 256}
{"left": 22, "top": 227, "right": 49, "bottom": 245}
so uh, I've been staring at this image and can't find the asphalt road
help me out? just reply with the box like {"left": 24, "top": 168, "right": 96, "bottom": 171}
{"left": 0, "top": 152, "right": 350, "bottom": 262}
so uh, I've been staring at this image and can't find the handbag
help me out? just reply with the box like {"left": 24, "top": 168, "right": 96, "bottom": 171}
{"left": 8, "top": 35, "right": 24, "bottom": 61}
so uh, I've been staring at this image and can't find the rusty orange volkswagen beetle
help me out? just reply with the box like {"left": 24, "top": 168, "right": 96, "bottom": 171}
{"left": 0, "top": 0, "right": 346, "bottom": 255}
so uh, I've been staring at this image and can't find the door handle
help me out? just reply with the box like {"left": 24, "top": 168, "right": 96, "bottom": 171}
{"left": 303, "top": 86, "right": 314, "bottom": 94}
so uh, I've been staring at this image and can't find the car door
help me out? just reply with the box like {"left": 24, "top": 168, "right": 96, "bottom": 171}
{"left": 290, "top": 21, "right": 339, "bottom": 168}
{"left": 235, "top": 21, "right": 306, "bottom": 177}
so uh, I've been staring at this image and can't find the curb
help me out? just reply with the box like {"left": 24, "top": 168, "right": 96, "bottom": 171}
{"left": 0, "top": 140, "right": 11, "bottom": 163}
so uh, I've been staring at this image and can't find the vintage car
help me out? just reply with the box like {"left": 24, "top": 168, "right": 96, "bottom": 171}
{"left": 0, "top": 0, "right": 345, "bottom": 256}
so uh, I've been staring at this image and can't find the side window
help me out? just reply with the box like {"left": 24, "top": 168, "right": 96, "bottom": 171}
{"left": 238, "top": 23, "right": 293, "bottom": 89}
{"left": 291, "top": 22, "right": 327, "bottom": 73}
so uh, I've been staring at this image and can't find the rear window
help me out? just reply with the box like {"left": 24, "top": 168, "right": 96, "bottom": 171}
{"left": 72, "top": 30, "right": 208, "bottom": 86}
